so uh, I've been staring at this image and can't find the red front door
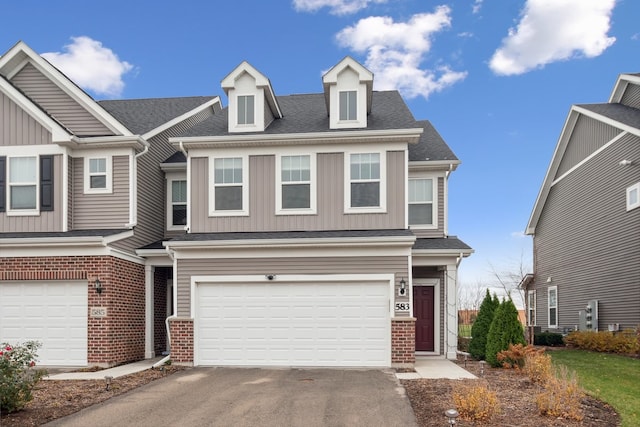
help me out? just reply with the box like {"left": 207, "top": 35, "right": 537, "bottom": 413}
{"left": 414, "top": 286, "right": 435, "bottom": 352}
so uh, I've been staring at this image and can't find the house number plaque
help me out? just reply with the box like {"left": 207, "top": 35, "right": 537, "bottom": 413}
{"left": 395, "top": 302, "right": 411, "bottom": 312}
{"left": 90, "top": 307, "right": 107, "bottom": 318}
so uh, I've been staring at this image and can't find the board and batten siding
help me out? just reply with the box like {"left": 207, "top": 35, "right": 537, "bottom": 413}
{"left": 410, "top": 177, "right": 446, "bottom": 238}
{"left": 620, "top": 82, "right": 640, "bottom": 109}
{"left": 533, "top": 132, "right": 640, "bottom": 331}
{"left": 0, "top": 154, "right": 63, "bottom": 232}
{"left": 1, "top": 92, "right": 52, "bottom": 146}
{"left": 176, "top": 256, "right": 409, "bottom": 317}
{"left": 71, "top": 155, "right": 129, "bottom": 229}
{"left": 190, "top": 151, "right": 405, "bottom": 233}
{"left": 10, "top": 63, "right": 114, "bottom": 137}
{"left": 555, "top": 115, "right": 621, "bottom": 178}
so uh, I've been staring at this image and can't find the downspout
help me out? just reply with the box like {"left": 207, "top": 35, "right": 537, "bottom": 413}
{"left": 125, "top": 143, "right": 150, "bottom": 228}
{"left": 153, "top": 246, "right": 177, "bottom": 369}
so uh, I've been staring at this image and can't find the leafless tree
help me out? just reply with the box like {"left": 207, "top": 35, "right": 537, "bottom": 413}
{"left": 487, "top": 250, "right": 531, "bottom": 309}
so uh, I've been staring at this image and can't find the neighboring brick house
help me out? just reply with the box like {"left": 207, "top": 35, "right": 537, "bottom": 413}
{"left": 0, "top": 41, "right": 472, "bottom": 368}
{"left": 525, "top": 73, "right": 640, "bottom": 334}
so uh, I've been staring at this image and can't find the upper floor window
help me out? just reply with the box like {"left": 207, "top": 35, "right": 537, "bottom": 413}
{"left": 170, "top": 180, "right": 187, "bottom": 228}
{"left": 527, "top": 290, "right": 536, "bottom": 326}
{"left": 548, "top": 286, "right": 558, "bottom": 329}
{"left": 408, "top": 178, "right": 434, "bottom": 227}
{"left": 346, "top": 152, "right": 385, "bottom": 213}
{"left": 277, "top": 154, "right": 316, "bottom": 214}
{"left": 627, "top": 182, "right": 640, "bottom": 211}
{"left": 237, "top": 95, "right": 255, "bottom": 125}
{"left": 339, "top": 91, "right": 357, "bottom": 121}
{"left": 211, "top": 157, "right": 247, "bottom": 216}
{"left": 9, "top": 156, "right": 37, "bottom": 211}
{"left": 84, "top": 156, "right": 112, "bottom": 194}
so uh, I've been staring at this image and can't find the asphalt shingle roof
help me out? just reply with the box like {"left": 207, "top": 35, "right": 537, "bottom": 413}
{"left": 577, "top": 103, "right": 640, "bottom": 130}
{"left": 409, "top": 120, "right": 458, "bottom": 162}
{"left": 412, "top": 236, "right": 472, "bottom": 251}
{"left": 0, "top": 229, "right": 130, "bottom": 239}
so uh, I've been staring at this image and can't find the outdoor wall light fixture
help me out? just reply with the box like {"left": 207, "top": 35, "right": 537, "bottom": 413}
{"left": 546, "top": 276, "right": 552, "bottom": 283}
{"left": 398, "top": 278, "right": 407, "bottom": 296}
{"left": 265, "top": 274, "right": 276, "bottom": 281}
{"left": 95, "top": 278, "right": 103, "bottom": 294}
{"left": 400, "top": 278, "right": 406, "bottom": 290}
{"left": 619, "top": 159, "right": 633, "bottom": 166}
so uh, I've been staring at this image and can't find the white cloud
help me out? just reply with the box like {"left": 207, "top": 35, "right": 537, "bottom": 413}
{"left": 42, "top": 36, "right": 133, "bottom": 97}
{"left": 510, "top": 231, "right": 527, "bottom": 239}
{"left": 472, "top": 0, "right": 483, "bottom": 14}
{"left": 489, "top": 0, "right": 616, "bottom": 76}
{"left": 335, "top": 7, "right": 467, "bottom": 99}
{"left": 292, "top": 0, "right": 386, "bottom": 15}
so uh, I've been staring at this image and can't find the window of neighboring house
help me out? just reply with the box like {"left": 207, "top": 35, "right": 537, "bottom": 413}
{"left": 278, "top": 154, "right": 315, "bottom": 213}
{"left": 237, "top": 95, "right": 255, "bottom": 125}
{"left": 408, "top": 178, "right": 434, "bottom": 227}
{"left": 8, "top": 156, "right": 37, "bottom": 211}
{"left": 212, "top": 157, "right": 246, "bottom": 215}
{"left": 170, "top": 180, "right": 187, "bottom": 227}
{"left": 349, "top": 153, "right": 381, "bottom": 209}
{"left": 84, "top": 156, "right": 112, "bottom": 193}
{"left": 627, "top": 182, "right": 640, "bottom": 211}
{"left": 339, "top": 91, "right": 357, "bottom": 121}
{"left": 548, "top": 286, "right": 558, "bottom": 329}
{"left": 527, "top": 290, "right": 536, "bottom": 326}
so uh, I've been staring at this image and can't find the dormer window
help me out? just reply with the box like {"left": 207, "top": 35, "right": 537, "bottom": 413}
{"left": 237, "top": 95, "right": 255, "bottom": 125}
{"left": 339, "top": 91, "right": 357, "bottom": 121}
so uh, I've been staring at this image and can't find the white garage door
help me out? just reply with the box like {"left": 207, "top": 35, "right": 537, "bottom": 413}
{"left": 0, "top": 281, "right": 87, "bottom": 366}
{"left": 196, "top": 280, "right": 390, "bottom": 367}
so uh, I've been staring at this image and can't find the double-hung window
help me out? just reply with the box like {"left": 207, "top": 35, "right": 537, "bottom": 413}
{"left": 548, "top": 286, "right": 558, "bottom": 329}
{"left": 84, "top": 156, "right": 112, "bottom": 193}
{"left": 339, "top": 91, "right": 357, "bottom": 121}
{"left": 627, "top": 182, "right": 640, "bottom": 211}
{"left": 170, "top": 180, "right": 187, "bottom": 227}
{"left": 408, "top": 178, "right": 435, "bottom": 227}
{"left": 527, "top": 290, "right": 536, "bottom": 326}
{"left": 237, "top": 95, "right": 255, "bottom": 125}
{"left": 211, "top": 157, "right": 247, "bottom": 215}
{"left": 9, "top": 156, "right": 37, "bottom": 211}
{"left": 277, "top": 154, "right": 315, "bottom": 214}
{"left": 347, "top": 152, "right": 385, "bottom": 211}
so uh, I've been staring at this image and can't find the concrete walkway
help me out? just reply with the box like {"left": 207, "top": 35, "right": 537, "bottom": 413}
{"left": 46, "top": 357, "right": 163, "bottom": 380}
{"left": 395, "top": 358, "right": 476, "bottom": 380}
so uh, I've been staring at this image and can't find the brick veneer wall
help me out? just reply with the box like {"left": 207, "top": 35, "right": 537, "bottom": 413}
{"left": 0, "top": 255, "right": 145, "bottom": 367}
{"left": 391, "top": 318, "right": 416, "bottom": 366}
{"left": 168, "top": 318, "right": 193, "bottom": 365}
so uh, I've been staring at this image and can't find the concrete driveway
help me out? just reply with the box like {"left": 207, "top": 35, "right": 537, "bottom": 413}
{"left": 45, "top": 367, "right": 418, "bottom": 427}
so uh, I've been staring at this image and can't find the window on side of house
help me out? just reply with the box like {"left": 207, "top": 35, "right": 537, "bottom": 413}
{"left": 84, "top": 156, "right": 112, "bottom": 193}
{"left": 278, "top": 154, "right": 315, "bottom": 213}
{"left": 8, "top": 156, "right": 37, "bottom": 211}
{"left": 627, "top": 182, "right": 640, "bottom": 211}
{"left": 237, "top": 95, "right": 255, "bottom": 125}
{"left": 349, "top": 153, "right": 380, "bottom": 208}
{"left": 527, "top": 290, "right": 536, "bottom": 326}
{"left": 548, "top": 286, "right": 558, "bottom": 329}
{"left": 408, "top": 178, "right": 434, "bottom": 227}
{"left": 170, "top": 180, "right": 187, "bottom": 227}
{"left": 212, "top": 157, "right": 246, "bottom": 215}
{"left": 339, "top": 90, "right": 357, "bottom": 121}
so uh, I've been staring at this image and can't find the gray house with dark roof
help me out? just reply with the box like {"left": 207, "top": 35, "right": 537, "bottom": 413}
{"left": 1, "top": 43, "right": 471, "bottom": 368}
{"left": 525, "top": 73, "right": 640, "bottom": 334}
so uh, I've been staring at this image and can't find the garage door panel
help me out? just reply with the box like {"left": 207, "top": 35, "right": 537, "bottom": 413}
{"left": 197, "top": 280, "right": 390, "bottom": 367}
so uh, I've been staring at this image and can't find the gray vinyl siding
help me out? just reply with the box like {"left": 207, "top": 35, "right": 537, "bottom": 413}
{"left": 0, "top": 92, "right": 52, "bottom": 145}
{"left": 111, "top": 108, "right": 214, "bottom": 253}
{"left": 190, "top": 151, "right": 405, "bottom": 233}
{"left": 10, "top": 63, "right": 114, "bottom": 137}
{"left": 264, "top": 100, "right": 275, "bottom": 128}
{"left": 71, "top": 155, "right": 129, "bottom": 229}
{"left": 555, "top": 115, "right": 621, "bottom": 178}
{"left": 410, "top": 177, "right": 446, "bottom": 238}
{"left": 620, "top": 82, "right": 640, "bottom": 109}
{"left": 0, "top": 154, "right": 63, "bottom": 232}
{"left": 176, "top": 255, "right": 408, "bottom": 317}
{"left": 532, "top": 132, "right": 640, "bottom": 331}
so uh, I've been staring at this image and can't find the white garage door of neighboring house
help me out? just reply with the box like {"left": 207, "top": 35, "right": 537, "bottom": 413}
{"left": 196, "top": 279, "right": 391, "bottom": 367}
{"left": 0, "top": 281, "right": 88, "bottom": 366}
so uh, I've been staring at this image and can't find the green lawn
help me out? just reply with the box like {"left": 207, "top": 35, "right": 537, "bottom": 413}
{"left": 549, "top": 349, "right": 640, "bottom": 427}
{"left": 458, "top": 324, "right": 472, "bottom": 338}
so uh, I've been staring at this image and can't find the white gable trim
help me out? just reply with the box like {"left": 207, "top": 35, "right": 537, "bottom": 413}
{"left": 221, "top": 61, "right": 282, "bottom": 120}
{"left": 609, "top": 73, "right": 640, "bottom": 103}
{"left": 142, "top": 97, "right": 222, "bottom": 140}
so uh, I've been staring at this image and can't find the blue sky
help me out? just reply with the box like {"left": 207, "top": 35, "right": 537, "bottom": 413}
{"left": 1, "top": 0, "right": 638, "bottom": 295}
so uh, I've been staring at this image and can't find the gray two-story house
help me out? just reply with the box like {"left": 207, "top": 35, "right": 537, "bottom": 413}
{"left": 525, "top": 73, "right": 640, "bottom": 333}
{"left": 0, "top": 41, "right": 471, "bottom": 367}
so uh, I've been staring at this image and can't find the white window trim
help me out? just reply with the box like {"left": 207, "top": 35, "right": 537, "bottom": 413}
{"left": 275, "top": 154, "right": 317, "bottom": 215}
{"left": 548, "top": 286, "right": 558, "bottom": 329}
{"left": 626, "top": 182, "right": 640, "bottom": 211}
{"left": 167, "top": 176, "right": 187, "bottom": 231}
{"left": 338, "top": 90, "right": 357, "bottom": 122}
{"left": 408, "top": 176, "right": 437, "bottom": 229}
{"left": 527, "top": 290, "right": 536, "bottom": 326}
{"left": 6, "top": 155, "right": 39, "bottom": 216}
{"left": 208, "top": 155, "right": 249, "bottom": 217}
{"left": 236, "top": 94, "right": 256, "bottom": 128}
{"left": 344, "top": 151, "right": 387, "bottom": 214}
{"left": 83, "top": 155, "right": 112, "bottom": 194}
